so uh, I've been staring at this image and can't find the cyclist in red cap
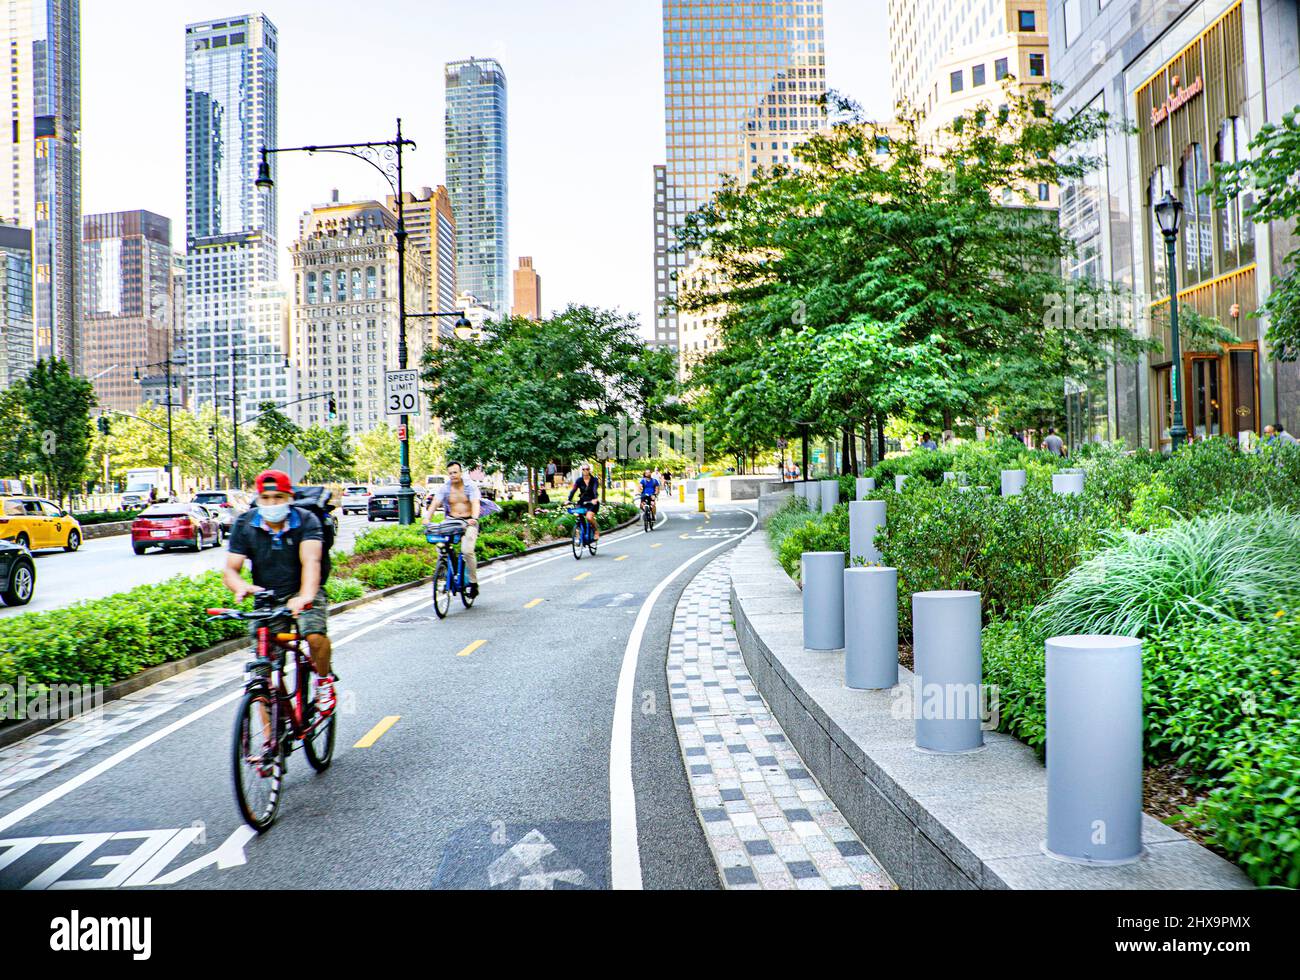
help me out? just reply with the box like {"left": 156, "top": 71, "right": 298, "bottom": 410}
{"left": 223, "top": 469, "right": 337, "bottom": 713}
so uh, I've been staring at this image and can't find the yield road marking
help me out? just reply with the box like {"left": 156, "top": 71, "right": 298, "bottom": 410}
{"left": 609, "top": 510, "right": 758, "bottom": 890}
{"left": 574, "top": 572, "right": 591, "bottom": 581}
{"left": 456, "top": 639, "right": 486, "bottom": 658}
{"left": 354, "top": 715, "right": 400, "bottom": 748}
{"left": 524, "top": 598, "right": 543, "bottom": 608}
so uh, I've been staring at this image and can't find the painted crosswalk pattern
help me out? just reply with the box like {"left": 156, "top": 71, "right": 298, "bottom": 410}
{"left": 669, "top": 553, "right": 894, "bottom": 890}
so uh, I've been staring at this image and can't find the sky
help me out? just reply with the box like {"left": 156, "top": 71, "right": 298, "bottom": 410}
{"left": 82, "top": 0, "right": 891, "bottom": 334}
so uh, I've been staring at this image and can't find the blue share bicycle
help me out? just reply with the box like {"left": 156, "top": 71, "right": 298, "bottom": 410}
{"left": 568, "top": 505, "right": 598, "bottom": 560}
{"left": 426, "top": 518, "right": 475, "bottom": 618}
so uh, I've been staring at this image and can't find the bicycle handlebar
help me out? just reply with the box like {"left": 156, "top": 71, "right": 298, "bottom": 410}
{"left": 205, "top": 602, "right": 309, "bottom": 621}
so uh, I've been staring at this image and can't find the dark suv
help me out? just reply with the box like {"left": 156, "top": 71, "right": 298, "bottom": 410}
{"left": 367, "top": 486, "right": 401, "bottom": 522}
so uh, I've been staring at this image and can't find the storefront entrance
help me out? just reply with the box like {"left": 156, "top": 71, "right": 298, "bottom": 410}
{"left": 1153, "top": 346, "right": 1259, "bottom": 450}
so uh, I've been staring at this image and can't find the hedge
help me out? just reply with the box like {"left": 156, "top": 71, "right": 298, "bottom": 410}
{"left": 73, "top": 509, "right": 142, "bottom": 526}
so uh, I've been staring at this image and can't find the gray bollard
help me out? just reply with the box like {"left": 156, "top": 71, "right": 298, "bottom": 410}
{"left": 849, "top": 499, "right": 887, "bottom": 565}
{"left": 943, "top": 471, "right": 956, "bottom": 483}
{"left": 1000, "top": 469, "right": 1027, "bottom": 496}
{"left": 1044, "top": 634, "right": 1144, "bottom": 865}
{"left": 855, "top": 477, "right": 876, "bottom": 500}
{"left": 912, "top": 590, "right": 984, "bottom": 753}
{"left": 802, "top": 552, "right": 846, "bottom": 650}
{"left": 844, "top": 567, "right": 898, "bottom": 689}
{"left": 1052, "top": 471, "right": 1085, "bottom": 496}
{"left": 820, "top": 479, "right": 839, "bottom": 515}
{"left": 894, "top": 474, "right": 908, "bottom": 492}
{"left": 797, "top": 481, "right": 813, "bottom": 506}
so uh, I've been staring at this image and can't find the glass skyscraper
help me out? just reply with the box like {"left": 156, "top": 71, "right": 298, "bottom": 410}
{"left": 655, "top": 0, "right": 827, "bottom": 347}
{"left": 184, "top": 13, "right": 288, "bottom": 418}
{"left": 0, "top": 225, "right": 33, "bottom": 389}
{"left": 0, "top": 0, "right": 81, "bottom": 373}
{"left": 445, "top": 57, "right": 508, "bottom": 316}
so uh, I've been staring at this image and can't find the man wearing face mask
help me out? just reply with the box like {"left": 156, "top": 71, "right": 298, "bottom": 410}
{"left": 223, "top": 470, "right": 336, "bottom": 714}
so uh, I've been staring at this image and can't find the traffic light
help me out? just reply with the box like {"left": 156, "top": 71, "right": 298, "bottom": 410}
{"left": 327, "top": 395, "right": 337, "bottom": 421}
{"left": 96, "top": 415, "right": 110, "bottom": 436}
{"left": 208, "top": 425, "right": 215, "bottom": 438}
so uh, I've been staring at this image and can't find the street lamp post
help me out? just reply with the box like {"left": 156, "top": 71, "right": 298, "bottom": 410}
{"left": 135, "top": 358, "right": 180, "bottom": 498}
{"left": 1154, "top": 190, "right": 1187, "bottom": 452}
{"left": 257, "top": 120, "right": 419, "bottom": 522}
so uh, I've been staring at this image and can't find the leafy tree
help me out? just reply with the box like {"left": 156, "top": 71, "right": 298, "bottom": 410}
{"left": 1211, "top": 105, "right": 1300, "bottom": 360}
{"left": 677, "top": 88, "right": 1150, "bottom": 458}
{"left": 296, "top": 424, "right": 355, "bottom": 483}
{"left": 354, "top": 423, "right": 400, "bottom": 483}
{"left": 411, "top": 430, "right": 452, "bottom": 481}
{"left": 20, "top": 359, "right": 96, "bottom": 505}
{"left": 251, "top": 401, "right": 301, "bottom": 472}
{"left": 0, "top": 386, "right": 32, "bottom": 479}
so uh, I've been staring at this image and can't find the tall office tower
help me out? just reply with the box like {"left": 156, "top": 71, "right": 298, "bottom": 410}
{"left": 654, "top": 0, "right": 827, "bottom": 349}
{"left": 0, "top": 0, "right": 81, "bottom": 371}
{"left": 445, "top": 58, "right": 508, "bottom": 316}
{"left": 184, "top": 13, "right": 289, "bottom": 425}
{"left": 512, "top": 256, "right": 541, "bottom": 320}
{"left": 387, "top": 185, "right": 457, "bottom": 323}
{"left": 888, "top": 1, "right": 1048, "bottom": 124}
{"left": 0, "top": 223, "right": 33, "bottom": 388}
{"left": 290, "top": 198, "right": 429, "bottom": 434}
{"left": 81, "top": 210, "right": 175, "bottom": 414}
{"left": 169, "top": 252, "right": 187, "bottom": 406}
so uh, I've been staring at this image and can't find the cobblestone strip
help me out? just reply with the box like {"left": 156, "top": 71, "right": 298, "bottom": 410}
{"left": 669, "top": 552, "right": 894, "bottom": 891}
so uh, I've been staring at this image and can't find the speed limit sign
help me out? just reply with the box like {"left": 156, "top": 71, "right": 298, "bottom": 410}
{"left": 384, "top": 369, "right": 420, "bottom": 417}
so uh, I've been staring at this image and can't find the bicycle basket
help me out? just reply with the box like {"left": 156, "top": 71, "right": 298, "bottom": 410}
{"left": 425, "top": 518, "right": 467, "bottom": 544}
{"left": 566, "top": 506, "right": 589, "bottom": 515}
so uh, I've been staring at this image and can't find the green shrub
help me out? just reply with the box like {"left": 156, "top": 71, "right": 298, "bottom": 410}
{"left": 352, "top": 525, "right": 429, "bottom": 555}
{"left": 325, "top": 577, "right": 365, "bottom": 602}
{"left": 1035, "top": 509, "right": 1300, "bottom": 638}
{"left": 352, "top": 553, "right": 436, "bottom": 590}
{"left": 494, "top": 499, "right": 530, "bottom": 522}
{"left": 1136, "top": 438, "right": 1300, "bottom": 523}
{"left": 775, "top": 505, "right": 849, "bottom": 581}
{"left": 72, "top": 509, "right": 142, "bottom": 526}
{"left": 479, "top": 531, "right": 527, "bottom": 560}
{"left": 0, "top": 572, "right": 246, "bottom": 692}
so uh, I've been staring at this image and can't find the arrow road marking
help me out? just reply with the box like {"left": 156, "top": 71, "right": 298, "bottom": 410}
{"left": 487, "top": 829, "right": 590, "bottom": 890}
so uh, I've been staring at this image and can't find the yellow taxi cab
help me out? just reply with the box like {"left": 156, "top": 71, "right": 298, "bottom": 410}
{"left": 0, "top": 496, "right": 83, "bottom": 552}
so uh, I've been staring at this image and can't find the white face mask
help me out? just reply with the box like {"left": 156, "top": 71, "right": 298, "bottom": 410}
{"left": 260, "top": 502, "right": 291, "bottom": 524}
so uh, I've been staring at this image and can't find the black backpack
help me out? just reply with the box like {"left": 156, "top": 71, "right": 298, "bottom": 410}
{"left": 292, "top": 486, "right": 337, "bottom": 583}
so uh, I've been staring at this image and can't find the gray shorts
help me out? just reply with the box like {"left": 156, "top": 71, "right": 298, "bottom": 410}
{"left": 269, "top": 589, "right": 329, "bottom": 638}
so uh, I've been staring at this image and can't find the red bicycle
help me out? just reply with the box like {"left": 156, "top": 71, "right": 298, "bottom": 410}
{"left": 207, "top": 593, "right": 336, "bottom": 831}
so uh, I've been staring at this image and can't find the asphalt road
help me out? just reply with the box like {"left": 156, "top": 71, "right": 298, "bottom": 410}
{"left": 0, "top": 501, "right": 756, "bottom": 890}
{"left": 0, "top": 513, "right": 374, "bottom": 619}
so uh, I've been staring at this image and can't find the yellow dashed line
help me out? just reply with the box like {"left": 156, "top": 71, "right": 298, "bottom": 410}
{"left": 574, "top": 572, "right": 591, "bottom": 581}
{"left": 354, "top": 715, "right": 400, "bottom": 748}
{"left": 524, "top": 598, "right": 543, "bottom": 608}
{"left": 651, "top": 543, "right": 663, "bottom": 549}
{"left": 456, "top": 639, "right": 487, "bottom": 658}
{"left": 614, "top": 555, "right": 629, "bottom": 561}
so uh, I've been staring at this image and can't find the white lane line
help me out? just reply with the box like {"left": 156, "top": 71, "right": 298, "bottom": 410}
{"left": 0, "top": 510, "right": 677, "bottom": 835}
{"left": 608, "top": 507, "right": 757, "bottom": 890}
{"left": 0, "top": 589, "right": 452, "bottom": 836}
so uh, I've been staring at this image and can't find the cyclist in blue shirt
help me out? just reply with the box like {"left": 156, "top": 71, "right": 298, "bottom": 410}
{"left": 568, "top": 463, "right": 602, "bottom": 543}
{"left": 638, "top": 469, "right": 660, "bottom": 523}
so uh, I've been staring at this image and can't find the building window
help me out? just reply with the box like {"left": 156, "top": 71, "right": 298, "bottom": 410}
{"left": 950, "top": 70, "right": 963, "bottom": 93}
{"left": 1018, "top": 10, "right": 1036, "bottom": 31}
{"left": 306, "top": 273, "right": 317, "bottom": 305}
{"left": 1215, "top": 117, "right": 1255, "bottom": 269}
{"left": 1038, "top": 183, "right": 1050, "bottom": 201}
{"left": 1029, "top": 53, "right": 1046, "bottom": 77}
{"left": 1179, "top": 143, "right": 1213, "bottom": 286}
{"left": 995, "top": 57, "right": 1009, "bottom": 80}
{"left": 1063, "top": 0, "right": 1082, "bottom": 48}
{"left": 971, "top": 63, "right": 986, "bottom": 87}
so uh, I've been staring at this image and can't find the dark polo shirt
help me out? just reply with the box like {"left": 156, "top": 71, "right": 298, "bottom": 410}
{"left": 228, "top": 507, "right": 324, "bottom": 601}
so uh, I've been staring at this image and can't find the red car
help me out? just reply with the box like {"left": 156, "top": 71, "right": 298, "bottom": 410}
{"left": 132, "top": 503, "right": 223, "bottom": 555}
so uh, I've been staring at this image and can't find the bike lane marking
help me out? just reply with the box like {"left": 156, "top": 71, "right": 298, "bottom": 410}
{"left": 524, "top": 598, "right": 543, "bottom": 608}
{"left": 574, "top": 572, "right": 591, "bottom": 581}
{"left": 455, "top": 640, "right": 487, "bottom": 658}
{"left": 354, "top": 716, "right": 401, "bottom": 748}
{"left": 609, "top": 507, "right": 757, "bottom": 890}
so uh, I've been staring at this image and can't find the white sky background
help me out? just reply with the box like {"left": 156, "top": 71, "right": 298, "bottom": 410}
{"left": 82, "top": 0, "right": 891, "bottom": 333}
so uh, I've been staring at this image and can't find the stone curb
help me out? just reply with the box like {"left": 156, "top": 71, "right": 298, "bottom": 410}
{"left": 728, "top": 534, "right": 1253, "bottom": 891}
{"left": 0, "top": 513, "right": 640, "bottom": 751}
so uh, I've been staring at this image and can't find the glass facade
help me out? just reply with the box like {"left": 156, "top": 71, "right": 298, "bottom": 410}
{"left": 0, "top": 225, "right": 33, "bottom": 389}
{"left": 0, "top": 0, "right": 81, "bottom": 371}
{"left": 655, "top": 0, "right": 827, "bottom": 347}
{"left": 445, "top": 58, "right": 508, "bottom": 316}
{"left": 183, "top": 13, "right": 286, "bottom": 419}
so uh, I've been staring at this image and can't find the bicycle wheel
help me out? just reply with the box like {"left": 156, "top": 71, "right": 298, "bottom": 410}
{"left": 433, "top": 555, "right": 452, "bottom": 618}
{"left": 461, "top": 570, "right": 476, "bottom": 608}
{"left": 643, "top": 506, "right": 653, "bottom": 532}
{"left": 232, "top": 689, "right": 283, "bottom": 833}
{"left": 303, "top": 695, "right": 336, "bottom": 773}
{"left": 588, "top": 526, "right": 599, "bottom": 556}
{"left": 571, "top": 522, "right": 583, "bottom": 560}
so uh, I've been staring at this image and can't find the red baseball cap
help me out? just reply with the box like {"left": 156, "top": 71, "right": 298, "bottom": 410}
{"left": 255, "top": 470, "right": 294, "bottom": 494}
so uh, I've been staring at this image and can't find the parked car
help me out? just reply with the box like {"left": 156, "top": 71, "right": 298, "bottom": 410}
{"left": 341, "top": 485, "right": 371, "bottom": 515}
{"left": 191, "top": 489, "right": 250, "bottom": 531}
{"left": 131, "top": 504, "right": 222, "bottom": 555}
{"left": 0, "top": 496, "right": 83, "bottom": 552}
{"left": 367, "top": 486, "right": 401, "bottom": 522}
{"left": 0, "top": 539, "right": 35, "bottom": 605}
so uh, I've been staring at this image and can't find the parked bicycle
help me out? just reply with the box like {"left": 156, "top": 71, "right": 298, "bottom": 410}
{"left": 207, "top": 593, "right": 336, "bottom": 832}
{"left": 568, "top": 505, "right": 599, "bottom": 559}
{"left": 426, "top": 518, "right": 475, "bottom": 618}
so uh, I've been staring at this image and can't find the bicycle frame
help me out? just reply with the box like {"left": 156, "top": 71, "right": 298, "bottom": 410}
{"left": 438, "top": 539, "right": 467, "bottom": 594}
{"left": 246, "top": 622, "right": 322, "bottom": 749}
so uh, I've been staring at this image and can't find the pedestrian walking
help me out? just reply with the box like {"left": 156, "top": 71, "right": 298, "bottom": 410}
{"left": 919, "top": 432, "right": 938, "bottom": 450}
{"left": 1043, "top": 427, "right": 1068, "bottom": 458}
{"left": 1279, "top": 424, "right": 1299, "bottom": 446}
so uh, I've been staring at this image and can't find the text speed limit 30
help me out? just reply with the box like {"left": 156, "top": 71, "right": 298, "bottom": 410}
{"left": 384, "top": 369, "right": 420, "bottom": 416}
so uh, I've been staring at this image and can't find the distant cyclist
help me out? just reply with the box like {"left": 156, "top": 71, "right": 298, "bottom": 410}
{"left": 422, "top": 461, "right": 490, "bottom": 599}
{"left": 638, "top": 469, "right": 660, "bottom": 522}
{"left": 568, "top": 463, "right": 602, "bottom": 543}
{"left": 224, "top": 470, "right": 336, "bottom": 714}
